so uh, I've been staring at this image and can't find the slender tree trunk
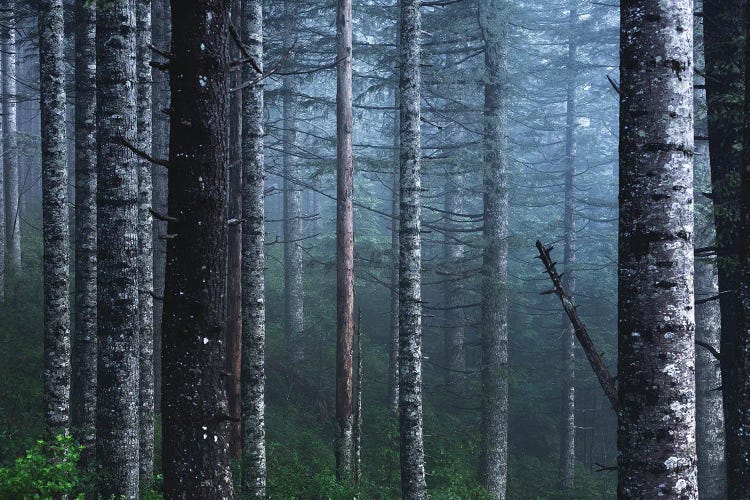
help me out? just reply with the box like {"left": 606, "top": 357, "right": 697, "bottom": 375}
{"left": 282, "top": 79, "right": 304, "bottom": 365}
{"left": 71, "top": 0, "right": 97, "bottom": 464}
{"left": 702, "top": 3, "right": 746, "bottom": 495}
{"left": 559, "top": 3, "right": 577, "bottom": 494}
{"left": 398, "top": 1, "right": 426, "bottom": 497}
{"left": 240, "top": 0, "right": 266, "bottom": 495}
{"left": 443, "top": 173, "right": 465, "bottom": 392}
{"left": 161, "top": 1, "right": 234, "bottom": 497}
{"left": 388, "top": 87, "right": 400, "bottom": 415}
{"left": 95, "top": 1, "right": 140, "bottom": 497}
{"left": 227, "top": 0, "right": 243, "bottom": 461}
{"left": 618, "top": 0, "right": 697, "bottom": 496}
{"left": 353, "top": 311, "right": 363, "bottom": 485}
{"left": 151, "top": 0, "right": 169, "bottom": 414}
{"left": 479, "top": 0, "right": 510, "bottom": 497}
{"left": 136, "top": 0, "right": 154, "bottom": 487}
{"left": 39, "top": 0, "right": 71, "bottom": 439}
{"left": 335, "top": 0, "right": 355, "bottom": 480}
{"left": 2, "top": 1, "right": 20, "bottom": 271}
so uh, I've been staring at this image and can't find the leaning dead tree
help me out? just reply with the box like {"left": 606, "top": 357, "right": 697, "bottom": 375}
{"left": 535, "top": 240, "right": 617, "bottom": 409}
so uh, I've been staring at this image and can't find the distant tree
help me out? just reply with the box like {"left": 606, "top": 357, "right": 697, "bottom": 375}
{"left": 39, "top": 0, "right": 71, "bottom": 438}
{"left": 618, "top": 0, "right": 697, "bottom": 496}
{"left": 161, "top": 1, "right": 234, "bottom": 497}
{"left": 3, "top": 0, "right": 20, "bottom": 271}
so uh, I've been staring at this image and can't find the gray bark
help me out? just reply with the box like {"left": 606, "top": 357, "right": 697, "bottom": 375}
{"left": 282, "top": 79, "right": 304, "bottom": 365}
{"left": 388, "top": 86, "right": 400, "bottom": 415}
{"left": 479, "top": 0, "right": 510, "bottom": 497}
{"left": 95, "top": 0, "right": 140, "bottom": 497}
{"left": 136, "top": 0, "right": 155, "bottom": 487}
{"left": 71, "top": 0, "right": 97, "bottom": 463}
{"left": 2, "top": 1, "right": 20, "bottom": 271}
{"left": 240, "top": 0, "right": 266, "bottom": 495}
{"left": 559, "top": 2, "right": 577, "bottom": 494}
{"left": 618, "top": 1, "right": 697, "bottom": 497}
{"left": 442, "top": 173, "right": 465, "bottom": 392}
{"left": 39, "top": 0, "right": 71, "bottom": 438}
{"left": 161, "top": 1, "right": 234, "bottom": 497}
{"left": 398, "top": 0, "right": 427, "bottom": 497}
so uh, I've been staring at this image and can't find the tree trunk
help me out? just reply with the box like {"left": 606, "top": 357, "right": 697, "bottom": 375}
{"left": 335, "top": 0, "right": 355, "bottom": 480}
{"left": 443, "top": 173, "right": 465, "bottom": 392}
{"left": 71, "top": 0, "right": 97, "bottom": 464}
{"left": 136, "top": 0, "right": 155, "bottom": 487}
{"left": 398, "top": 0, "right": 427, "bottom": 497}
{"left": 240, "top": 0, "right": 266, "bottom": 495}
{"left": 618, "top": 1, "right": 697, "bottom": 497}
{"left": 559, "top": 2, "right": 577, "bottom": 494}
{"left": 702, "top": 2, "right": 746, "bottom": 495}
{"left": 2, "top": 0, "right": 20, "bottom": 271}
{"left": 479, "top": 0, "right": 510, "bottom": 497}
{"left": 227, "top": 0, "right": 243, "bottom": 461}
{"left": 161, "top": 1, "right": 234, "bottom": 497}
{"left": 151, "top": 0, "right": 170, "bottom": 415}
{"left": 39, "top": 0, "right": 71, "bottom": 439}
{"left": 95, "top": 0, "right": 140, "bottom": 497}
{"left": 282, "top": 79, "right": 304, "bottom": 365}
{"left": 388, "top": 86, "right": 400, "bottom": 415}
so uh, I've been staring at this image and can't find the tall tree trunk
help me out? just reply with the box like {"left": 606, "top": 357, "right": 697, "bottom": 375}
{"left": 95, "top": 0, "right": 140, "bottom": 497}
{"left": 240, "top": 0, "right": 266, "bottom": 495}
{"left": 388, "top": 86, "right": 400, "bottom": 415}
{"left": 398, "top": 0, "right": 426, "bottom": 497}
{"left": 479, "top": 0, "right": 510, "bottom": 497}
{"left": 161, "top": 1, "right": 234, "bottom": 497}
{"left": 282, "top": 79, "right": 304, "bottom": 365}
{"left": 227, "top": 0, "right": 243, "bottom": 461}
{"left": 71, "top": 0, "right": 97, "bottom": 464}
{"left": 618, "top": 0, "right": 697, "bottom": 496}
{"left": 136, "top": 0, "right": 154, "bottom": 487}
{"left": 335, "top": 0, "right": 355, "bottom": 480}
{"left": 443, "top": 172, "right": 465, "bottom": 392}
{"left": 559, "top": 2, "right": 577, "bottom": 494}
{"left": 39, "top": 0, "right": 71, "bottom": 438}
{"left": 3, "top": 1, "right": 20, "bottom": 271}
{"left": 151, "top": 0, "right": 169, "bottom": 415}
{"left": 703, "top": 1, "right": 746, "bottom": 495}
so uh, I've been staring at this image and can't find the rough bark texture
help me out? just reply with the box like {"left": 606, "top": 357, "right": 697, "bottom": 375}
{"left": 443, "top": 173, "right": 465, "bottom": 392}
{"left": 398, "top": 1, "right": 427, "bottom": 498}
{"left": 161, "top": 2, "right": 234, "bottom": 497}
{"left": 479, "top": 0, "right": 510, "bottom": 497}
{"left": 95, "top": 1, "right": 140, "bottom": 497}
{"left": 39, "top": 0, "right": 71, "bottom": 439}
{"left": 136, "top": 0, "right": 155, "bottom": 486}
{"left": 388, "top": 87, "right": 400, "bottom": 415}
{"left": 703, "top": 1, "right": 748, "bottom": 495}
{"left": 151, "top": 0, "right": 170, "bottom": 414}
{"left": 240, "top": 0, "right": 266, "bottom": 495}
{"left": 618, "top": 1, "right": 697, "bottom": 497}
{"left": 335, "top": 0, "right": 355, "bottom": 480}
{"left": 695, "top": 251, "right": 726, "bottom": 500}
{"left": 227, "top": 0, "right": 243, "bottom": 461}
{"left": 71, "top": 0, "right": 97, "bottom": 463}
{"left": 559, "top": 3, "right": 577, "bottom": 493}
{"left": 282, "top": 79, "right": 304, "bottom": 365}
{"left": 2, "top": 0, "right": 20, "bottom": 271}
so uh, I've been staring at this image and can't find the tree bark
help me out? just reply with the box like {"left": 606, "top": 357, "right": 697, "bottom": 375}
{"left": 161, "top": 1, "right": 234, "bottom": 497}
{"left": 703, "top": 1, "right": 747, "bottom": 495}
{"left": 335, "top": 0, "right": 355, "bottom": 481}
{"left": 2, "top": 0, "right": 20, "bottom": 271}
{"left": 282, "top": 79, "right": 304, "bottom": 365}
{"left": 227, "top": 0, "right": 243, "bottom": 461}
{"left": 136, "top": 0, "right": 155, "bottom": 487}
{"left": 398, "top": 0, "right": 427, "bottom": 497}
{"left": 240, "top": 0, "right": 266, "bottom": 495}
{"left": 71, "top": 0, "right": 97, "bottom": 464}
{"left": 479, "top": 0, "right": 510, "bottom": 497}
{"left": 95, "top": 0, "right": 140, "bottom": 497}
{"left": 39, "top": 0, "right": 71, "bottom": 439}
{"left": 388, "top": 86, "right": 400, "bottom": 415}
{"left": 618, "top": 1, "right": 697, "bottom": 497}
{"left": 443, "top": 173, "right": 465, "bottom": 392}
{"left": 559, "top": 3, "right": 577, "bottom": 494}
